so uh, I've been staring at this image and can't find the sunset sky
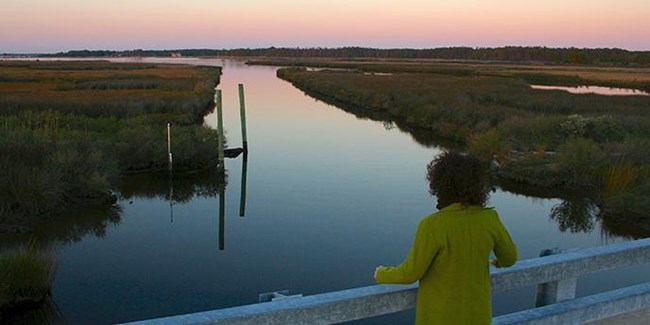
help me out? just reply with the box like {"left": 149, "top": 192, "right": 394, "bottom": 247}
{"left": 2, "top": 0, "right": 649, "bottom": 53}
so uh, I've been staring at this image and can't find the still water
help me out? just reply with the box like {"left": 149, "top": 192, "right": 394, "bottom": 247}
{"left": 530, "top": 84, "right": 650, "bottom": 96}
{"left": 4, "top": 58, "right": 649, "bottom": 324}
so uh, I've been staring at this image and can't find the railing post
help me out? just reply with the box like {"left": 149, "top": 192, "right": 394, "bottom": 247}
{"left": 535, "top": 248, "right": 577, "bottom": 307}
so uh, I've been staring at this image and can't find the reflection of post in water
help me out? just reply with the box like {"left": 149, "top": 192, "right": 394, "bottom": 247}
{"left": 218, "top": 171, "right": 226, "bottom": 251}
{"left": 239, "top": 152, "right": 248, "bottom": 217}
{"left": 168, "top": 176, "right": 174, "bottom": 223}
{"left": 167, "top": 122, "right": 174, "bottom": 223}
{"left": 216, "top": 84, "right": 251, "bottom": 250}
{"left": 218, "top": 152, "right": 248, "bottom": 251}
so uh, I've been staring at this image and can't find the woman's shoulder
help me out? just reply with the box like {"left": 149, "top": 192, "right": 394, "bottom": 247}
{"left": 425, "top": 205, "right": 500, "bottom": 225}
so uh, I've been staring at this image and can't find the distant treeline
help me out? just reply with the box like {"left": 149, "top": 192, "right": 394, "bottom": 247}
{"left": 46, "top": 46, "right": 650, "bottom": 66}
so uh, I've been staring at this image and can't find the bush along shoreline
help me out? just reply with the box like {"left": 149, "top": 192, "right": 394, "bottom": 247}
{"left": 0, "top": 61, "right": 225, "bottom": 232}
{"left": 277, "top": 66, "right": 650, "bottom": 235}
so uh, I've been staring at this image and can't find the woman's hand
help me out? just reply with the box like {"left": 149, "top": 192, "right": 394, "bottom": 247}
{"left": 374, "top": 266, "right": 383, "bottom": 280}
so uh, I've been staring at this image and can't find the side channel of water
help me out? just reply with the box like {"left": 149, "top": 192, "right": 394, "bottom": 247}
{"left": 530, "top": 84, "right": 650, "bottom": 96}
{"left": 2, "top": 58, "right": 648, "bottom": 324}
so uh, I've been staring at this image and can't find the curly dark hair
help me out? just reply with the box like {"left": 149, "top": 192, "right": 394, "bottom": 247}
{"left": 426, "top": 151, "right": 490, "bottom": 209}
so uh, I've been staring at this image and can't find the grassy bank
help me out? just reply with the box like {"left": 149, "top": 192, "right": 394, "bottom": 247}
{"left": 258, "top": 58, "right": 650, "bottom": 92}
{"left": 0, "top": 60, "right": 224, "bottom": 231}
{"left": 277, "top": 64, "right": 650, "bottom": 234}
{"left": 0, "top": 242, "right": 57, "bottom": 320}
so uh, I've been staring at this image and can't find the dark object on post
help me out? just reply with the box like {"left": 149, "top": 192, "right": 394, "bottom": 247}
{"left": 224, "top": 147, "right": 244, "bottom": 158}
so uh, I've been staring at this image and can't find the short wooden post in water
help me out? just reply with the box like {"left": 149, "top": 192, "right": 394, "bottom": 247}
{"left": 167, "top": 122, "right": 173, "bottom": 173}
{"left": 535, "top": 248, "right": 577, "bottom": 307}
{"left": 215, "top": 90, "right": 225, "bottom": 170}
{"left": 238, "top": 83, "right": 249, "bottom": 153}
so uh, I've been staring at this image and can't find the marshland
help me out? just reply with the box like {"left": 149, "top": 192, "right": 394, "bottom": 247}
{"left": 1, "top": 57, "right": 649, "bottom": 324}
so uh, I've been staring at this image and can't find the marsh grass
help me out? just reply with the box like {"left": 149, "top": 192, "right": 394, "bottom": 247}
{"left": 467, "top": 129, "right": 510, "bottom": 161}
{"left": 602, "top": 163, "right": 641, "bottom": 197}
{"left": 278, "top": 68, "right": 650, "bottom": 149}
{"left": 0, "top": 61, "right": 223, "bottom": 226}
{"left": 0, "top": 241, "right": 57, "bottom": 313}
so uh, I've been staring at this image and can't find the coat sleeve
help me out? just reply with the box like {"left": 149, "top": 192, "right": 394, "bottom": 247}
{"left": 375, "top": 219, "right": 439, "bottom": 284}
{"left": 492, "top": 214, "right": 518, "bottom": 268}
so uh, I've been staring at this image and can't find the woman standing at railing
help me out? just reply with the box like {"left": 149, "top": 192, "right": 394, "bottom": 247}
{"left": 375, "top": 151, "right": 517, "bottom": 325}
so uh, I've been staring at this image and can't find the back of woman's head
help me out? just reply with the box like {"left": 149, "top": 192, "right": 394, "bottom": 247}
{"left": 426, "top": 151, "right": 489, "bottom": 208}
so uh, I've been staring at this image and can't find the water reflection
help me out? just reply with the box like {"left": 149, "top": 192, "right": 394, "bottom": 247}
{"left": 0, "top": 297, "right": 64, "bottom": 325}
{"left": 239, "top": 152, "right": 249, "bottom": 217}
{"left": 530, "top": 85, "right": 650, "bottom": 96}
{"left": 119, "top": 162, "right": 249, "bottom": 251}
{"left": 289, "top": 83, "right": 462, "bottom": 149}
{"left": 2, "top": 206, "right": 123, "bottom": 246}
{"left": 494, "top": 174, "right": 644, "bottom": 239}
{"left": 549, "top": 199, "right": 598, "bottom": 233}
{"left": 219, "top": 152, "right": 249, "bottom": 250}
{"left": 119, "top": 171, "right": 226, "bottom": 205}
{"left": 219, "top": 175, "right": 226, "bottom": 251}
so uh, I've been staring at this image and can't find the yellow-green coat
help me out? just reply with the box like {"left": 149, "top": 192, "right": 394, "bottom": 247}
{"left": 375, "top": 203, "right": 517, "bottom": 325}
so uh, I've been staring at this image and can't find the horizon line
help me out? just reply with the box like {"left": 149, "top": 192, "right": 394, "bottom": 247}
{"left": 3, "top": 45, "right": 650, "bottom": 55}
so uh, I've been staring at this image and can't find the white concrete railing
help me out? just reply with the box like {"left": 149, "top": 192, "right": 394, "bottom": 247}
{"left": 123, "top": 238, "right": 650, "bottom": 325}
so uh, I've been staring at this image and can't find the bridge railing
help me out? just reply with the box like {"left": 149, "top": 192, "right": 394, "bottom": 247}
{"left": 124, "top": 238, "right": 650, "bottom": 325}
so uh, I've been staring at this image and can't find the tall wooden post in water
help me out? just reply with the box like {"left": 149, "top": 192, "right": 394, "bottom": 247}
{"left": 215, "top": 90, "right": 225, "bottom": 170}
{"left": 238, "top": 83, "right": 249, "bottom": 153}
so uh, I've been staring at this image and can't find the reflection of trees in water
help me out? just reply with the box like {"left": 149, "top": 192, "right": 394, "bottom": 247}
{"left": 599, "top": 209, "right": 649, "bottom": 240}
{"left": 549, "top": 199, "right": 598, "bottom": 233}
{"left": 118, "top": 171, "right": 227, "bottom": 204}
{"left": 301, "top": 88, "right": 461, "bottom": 149}
{"left": 1, "top": 171, "right": 226, "bottom": 245}
{"left": 496, "top": 177, "right": 646, "bottom": 239}
{"left": 1, "top": 206, "right": 120, "bottom": 323}
{"left": 1, "top": 171, "right": 228, "bottom": 322}
{"left": 1, "top": 297, "right": 64, "bottom": 325}
{"left": 549, "top": 199, "right": 648, "bottom": 239}
{"left": 29, "top": 206, "right": 123, "bottom": 244}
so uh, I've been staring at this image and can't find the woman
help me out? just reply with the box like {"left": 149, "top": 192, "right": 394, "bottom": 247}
{"left": 374, "top": 152, "right": 517, "bottom": 324}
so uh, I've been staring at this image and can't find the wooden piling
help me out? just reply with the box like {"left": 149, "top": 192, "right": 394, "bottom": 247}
{"left": 215, "top": 90, "right": 225, "bottom": 170}
{"left": 238, "top": 83, "right": 249, "bottom": 153}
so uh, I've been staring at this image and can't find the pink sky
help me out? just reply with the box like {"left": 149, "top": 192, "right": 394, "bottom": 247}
{"left": 1, "top": 0, "right": 649, "bottom": 53}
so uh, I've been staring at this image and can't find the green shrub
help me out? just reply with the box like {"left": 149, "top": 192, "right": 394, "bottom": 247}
{"left": 556, "top": 137, "right": 602, "bottom": 185}
{"left": 467, "top": 129, "right": 509, "bottom": 161}
{"left": 585, "top": 115, "right": 625, "bottom": 142}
